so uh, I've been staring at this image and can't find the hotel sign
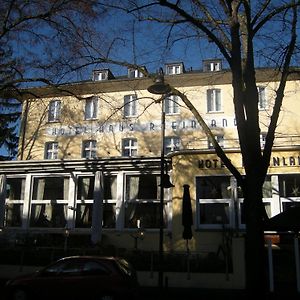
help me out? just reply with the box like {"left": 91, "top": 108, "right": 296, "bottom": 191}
{"left": 198, "top": 155, "right": 300, "bottom": 169}
{"left": 46, "top": 116, "right": 237, "bottom": 136}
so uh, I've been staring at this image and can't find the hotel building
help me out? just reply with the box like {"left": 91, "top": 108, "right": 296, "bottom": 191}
{"left": 1, "top": 60, "right": 300, "bottom": 288}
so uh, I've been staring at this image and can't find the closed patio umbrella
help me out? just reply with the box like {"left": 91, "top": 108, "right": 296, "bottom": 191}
{"left": 182, "top": 184, "right": 193, "bottom": 251}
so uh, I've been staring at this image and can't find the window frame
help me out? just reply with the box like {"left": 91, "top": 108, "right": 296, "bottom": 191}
{"left": 124, "top": 173, "right": 170, "bottom": 230}
{"left": 208, "top": 135, "right": 224, "bottom": 149}
{"left": 84, "top": 97, "right": 98, "bottom": 120}
{"left": 128, "top": 68, "right": 144, "bottom": 78}
{"left": 93, "top": 70, "right": 107, "bottom": 81}
{"left": 124, "top": 94, "right": 137, "bottom": 118}
{"left": 165, "top": 95, "right": 180, "bottom": 115}
{"left": 122, "top": 138, "right": 138, "bottom": 157}
{"left": 165, "top": 64, "right": 183, "bottom": 75}
{"left": 5, "top": 176, "right": 26, "bottom": 228}
{"left": 45, "top": 142, "right": 58, "bottom": 159}
{"left": 258, "top": 86, "right": 267, "bottom": 110}
{"left": 82, "top": 140, "right": 97, "bottom": 159}
{"left": 260, "top": 133, "right": 267, "bottom": 148}
{"left": 75, "top": 174, "right": 117, "bottom": 229}
{"left": 48, "top": 100, "right": 61, "bottom": 122}
{"left": 207, "top": 89, "right": 222, "bottom": 113}
{"left": 164, "top": 136, "right": 181, "bottom": 154}
{"left": 196, "top": 175, "right": 233, "bottom": 229}
{"left": 29, "top": 175, "right": 70, "bottom": 228}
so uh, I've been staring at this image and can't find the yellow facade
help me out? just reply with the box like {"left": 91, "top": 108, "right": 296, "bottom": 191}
{"left": 1, "top": 66, "right": 300, "bottom": 289}
{"left": 18, "top": 70, "right": 300, "bottom": 161}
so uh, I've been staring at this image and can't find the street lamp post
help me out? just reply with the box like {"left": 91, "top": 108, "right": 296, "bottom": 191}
{"left": 147, "top": 68, "right": 172, "bottom": 289}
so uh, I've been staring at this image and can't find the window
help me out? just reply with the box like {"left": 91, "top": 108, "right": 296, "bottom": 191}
{"left": 207, "top": 89, "right": 221, "bottom": 112}
{"left": 196, "top": 176, "right": 232, "bottom": 228}
{"left": 203, "top": 60, "right": 222, "bottom": 72}
{"left": 5, "top": 177, "right": 25, "bottom": 227}
{"left": 165, "top": 63, "right": 184, "bottom": 75}
{"left": 124, "top": 95, "right": 137, "bottom": 117}
{"left": 75, "top": 176, "right": 94, "bottom": 228}
{"left": 165, "top": 95, "right": 179, "bottom": 114}
{"left": 92, "top": 69, "right": 114, "bottom": 81}
{"left": 103, "top": 176, "right": 117, "bottom": 228}
{"left": 165, "top": 137, "right": 180, "bottom": 154}
{"left": 238, "top": 176, "right": 272, "bottom": 227}
{"left": 82, "top": 140, "right": 97, "bottom": 159}
{"left": 240, "top": 201, "right": 272, "bottom": 226}
{"left": 279, "top": 174, "right": 300, "bottom": 198}
{"left": 75, "top": 175, "right": 117, "bottom": 229}
{"left": 45, "top": 142, "right": 58, "bottom": 159}
{"left": 258, "top": 86, "right": 267, "bottom": 110}
{"left": 48, "top": 100, "right": 61, "bottom": 122}
{"left": 122, "top": 138, "right": 137, "bottom": 157}
{"left": 85, "top": 97, "right": 98, "bottom": 120}
{"left": 128, "top": 68, "right": 145, "bottom": 78}
{"left": 30, "top": 177, "right": 69, "bottom": 228}
{"left": 125, "top": 174, "right": 167, "bottom": 229}
{"left": 93, "top": 70, "right": 107, "bottom": 81}
{"left": 260, "top": 133, "right": 267, "bottom": 148}
{"left": 208, "top": 135, "right": 224, "bottom": 149}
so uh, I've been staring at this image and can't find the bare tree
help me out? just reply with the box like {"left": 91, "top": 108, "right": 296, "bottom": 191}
{"left": 0, "top": 0, "right": 112, "bottom": 158}
{"left": 101, "top": 0, "right": 300, "bottom": 295}
{"left": 2, "top": 0, "right": 300, "bottom": 295}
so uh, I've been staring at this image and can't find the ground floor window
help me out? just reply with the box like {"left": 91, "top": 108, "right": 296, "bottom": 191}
{"left": 196, "top": 175, "right": 278, "bottom": 229}
{"left": 75, "top": 175, "right": 117, "bottom": 229}
{"left": 5, "top": 177, "right": 25, "bottom": 227}
{"left": 30, "top": 176, "right": 69, "bottom": 228}
{"left": 2, "top": 172, "right": 166, "bottom": 231}
{"left": 124, "top": 174, "right": 168, "bottom": 229}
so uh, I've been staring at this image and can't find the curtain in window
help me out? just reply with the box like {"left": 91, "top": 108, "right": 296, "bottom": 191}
{"left": 262, "top": 179, "right": 272, "bottom": 198}
{"left": 81, "top": 177, "right": 91, "bottom": 199}
{"left": 63, "top": 178, "right": 69, "bottom": 200}
{"left": 126, "top": 176, "right": 139, "bottom": 224}
{"left": 33, "top": 178, "right": 45, "bottom": 223}
{"left": 77, "top": 177, "right": 92, "bottom": 225}
{"left": 60, "top": 177, "right": 69, "bottom": 224}
{"left": 124, "top": 95, "right": 131, "bottom": 116}
{"left": 0, "top": 174, "right": 6, "bottom": 227}
{"left": 128, "top": 176, "right": 139, "bottom": 200}
{"left": 5, "top": 203, "right": 22, "bottom": 227}
{"left": 110, "top": 177, "right": 117, "bottom": 199}
{"left": 77, "top": 204, "right": 91, "bottom": 226}
{"left": 156, "top": 176, "right": 160, "bottom": 200}
{"left": 91, "top": 171, "right": 104, "bottom": 244}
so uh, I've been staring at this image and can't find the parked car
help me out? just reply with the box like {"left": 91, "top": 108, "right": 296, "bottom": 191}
{"left": 5, "top": 255, "right": 139, "bottom": 300}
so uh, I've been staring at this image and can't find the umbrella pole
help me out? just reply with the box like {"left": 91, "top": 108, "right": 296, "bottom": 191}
{"left": 267, "top": 238, "right": 274, "bottom": 293}
{"left": 186, "top": 240, "right": 190, "bottom": 279}
{"left": 294, "top": 234, "right": 300, "bottom": 293}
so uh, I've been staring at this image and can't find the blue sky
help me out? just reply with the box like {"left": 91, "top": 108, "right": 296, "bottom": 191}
{"left": 2, "top": 1, "right": 299, "bottom": 159}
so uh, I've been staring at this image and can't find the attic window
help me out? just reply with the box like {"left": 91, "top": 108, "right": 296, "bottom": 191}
{"left": 92, "top": 69, "right": 114, "bottom": 81}
{"left": 128, "top": 67, "right": 146, "bottom": 78}
{"left": 203, "top": 60, "right": 222, "bottom": 72}
{"left": 165, "top": 63, "right": 184, "bottom": 75}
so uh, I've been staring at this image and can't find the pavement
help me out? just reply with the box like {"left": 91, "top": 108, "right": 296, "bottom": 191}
{"left": 2, "top": 281, "right": 296, "bottom": 300}
{"left": 138, "top": 286, "right": 300, "bottom": 300}
{"left": 1, "top": 278, "right": 299, "bottom": 299}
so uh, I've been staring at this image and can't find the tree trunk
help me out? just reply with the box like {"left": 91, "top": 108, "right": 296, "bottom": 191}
{"left": 244, "top": 172, "right": 267, "bottom": 297}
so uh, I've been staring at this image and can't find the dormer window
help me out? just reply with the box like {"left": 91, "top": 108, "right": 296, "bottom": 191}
{"left": 165, "top": 62, "right": 185, "bottom": 75}
{"left": 203, "top": 59, "right": 222, "bottom": 72}
{"left": 92, "top": 69, "right": 114, "bottom": 81}
{"left": 128, "top": 67, "right": 146, "bottom": 78}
